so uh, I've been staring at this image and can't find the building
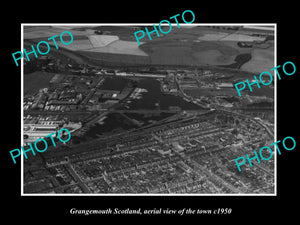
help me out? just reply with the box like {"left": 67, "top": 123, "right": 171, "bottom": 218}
{"left": 24, "top": 123, "right": 59, "bottom": 144}
{"left": 218, "top": 83, "right": 233, "bottom": 88}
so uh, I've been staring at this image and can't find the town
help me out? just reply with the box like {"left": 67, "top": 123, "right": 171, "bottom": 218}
{"left": 23, "top": 54, "right": 274, "bottom": 194}
{"left": 22, "top": 25, "right": 275, "bottom": 195}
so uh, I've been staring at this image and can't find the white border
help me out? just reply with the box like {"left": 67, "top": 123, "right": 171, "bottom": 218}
{"left": 21, "top": 23, "right": 277, "bottom": 196}
{"left": 274, "top": 23, "right": 277, "bottom": 196}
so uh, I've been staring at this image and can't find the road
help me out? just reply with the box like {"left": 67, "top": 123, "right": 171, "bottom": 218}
{"left": 66, "top": 163, "right": 91, "bottom": 193}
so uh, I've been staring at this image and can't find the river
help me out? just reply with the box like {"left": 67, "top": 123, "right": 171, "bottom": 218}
{"left": 82, "top": 76, "right": 204, "bottom": 139}
{"left": 122, "top": 77, "right": 204, "bottom": 110}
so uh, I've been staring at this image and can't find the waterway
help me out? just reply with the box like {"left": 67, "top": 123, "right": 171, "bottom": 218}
{"left": 82, "top": 77, "right": 204, "bottom": 140}
{"left": 120, "top": 77, "right": 204, "bottom": 110}
{"left": 98, "top": 76, "right": 129, "bottom": 90}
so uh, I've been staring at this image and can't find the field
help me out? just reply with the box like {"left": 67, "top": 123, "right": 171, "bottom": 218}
{"left": 23, "top": 25, "right": 275, "bottom": 72}
{"left": 56, "top": 39, "right": 93, "bottom": 51}
{"left": 220, "top": 33, "right": 265, "bottom": 42}
{"left": 192, "top": 50, "right": 236, "bottom": 65}
{"left": 24, "top": 26, "right": 96, "bottom": 39}
{"left": 241, "top": 48, "right": 274, "bottom": 73}
{"left": 53, "top": 35, "right": 121, "bottom": 51}
{"left": 91, "top": 26, "right": 139, "bottom": 41}
{"left": 24, "top": 71, "right": 55, "bottom": 95}
{"left": 138, "top": 39, "right": 241, "bottom": 66}
{"left": 197, "top": 32, "right": 265, "bottom": 42}
{"left": 246, "top": 86, "right": 274, "bottom": 98}
{"left": 77, "top": 51, "right": 150, "bottom": 66}
{"left": 82, "top": 40, "right": 148, "bottom": 56}
{"left": 88, "top": 35, "right": 119, "bottom": 47}
{"left": 25, "top": 26, "right": 148, "bottom": 57}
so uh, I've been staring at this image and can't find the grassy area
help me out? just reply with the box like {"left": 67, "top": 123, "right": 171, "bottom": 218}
{"left": 246, "top": 86, "right": 274, "bottom": 98}
{"left": 138, "top": 39, "right": 240, "bottom": 66}
{"left": 74, "top": 26, "right": 241, "bottom": 67}
{"left": 92, "top": 26, "right": 138, "bottom": 41}
{"left": 24, "top": 26, "right": 274, "bottom": 72}
{"left": 241, "top": 47, "right": 274, "bottom": 73}
{"left": 24, "top": 71, "right": 55, "bottom": 95}
{"left": 220, "top": 53, "right": 252, "bottom": 69}
{"left": 77, "top": 50, "right": 150, "bottom": 66}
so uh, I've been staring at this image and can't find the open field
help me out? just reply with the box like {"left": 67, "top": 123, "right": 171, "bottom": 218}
{"left": 77, "top": 51, "right": 150, "bottom": 65}
{"left": 24, "top": 26, "right": 148, "bottom": 57}
{"left": 52, "top": 35, "right": 121, "bottom": 51}
{"left": 246, "top": 86, "right": 274, "bottom": 98}
{"left": 24, "top": 71, "right": 55, "bottom": 95}
{"left": 56, "top": 39, "right": 93, "bottom": 51}
{"left": 24, "top": 26, "right": 96, "bottom": 39}
{"left": 220, "top": 33, "right": 265, "bottom": 42}
{"left": 140, "top": 42, "right": 192, "bottom": 65}
{"left": 82, "top": 40, "right": 148, "bottom": 56}
{"left": 241, "top": 48, "right": 274, "bottom": 73}
{"left": 91, "top": 26, "right": 139, "bottom": 41}
{"left": 192, "top": 50, "right": 236, "bottom": 65}
{"left": 196, "top": 32, "right": 265, "bottom": 42}
{"left": 220, "top": 41, "right": 252, "bottom": 53}
{"left": 88, "top": 35, "right": 119, "bottom": 47}
{"left": 23, "top": 25, "right": 274, "bottom": 72}
{"left": 138, "top": 39, "right": 240, "bottom": 66}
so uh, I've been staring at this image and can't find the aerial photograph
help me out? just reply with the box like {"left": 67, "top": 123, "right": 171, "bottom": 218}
{"left": 22, "top": 24, "right": 275, "bottom": 194}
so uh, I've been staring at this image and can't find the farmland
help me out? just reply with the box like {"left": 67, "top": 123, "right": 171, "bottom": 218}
{"left": 196, "top": 32, "right": 265, "bottom": 42}
{"left": 88, "top": 35, "right": 119, "bottom": 47}
{"left": 82, "top": 40, "right": 148, "bottom": 56}
{"left": 24, "top": 26, "right": 95, "bottom": 39}
{"left": 23, "top": 25, "right": 275, "bottom": 73}
{"left": 241, "top": 47, "right": 274, "bottom": 73}
{"left": 76, "top": 51, "right": 150, "bottom": 66}
{"left": 24, "top": 26, "right": 149, "bottom": 58}
{"left": 138, "top": 39, "right": 241, "bottom": 66}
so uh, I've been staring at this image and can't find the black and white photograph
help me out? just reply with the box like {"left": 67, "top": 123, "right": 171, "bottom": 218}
{"left": 21, "top": 24, "right": 276, "bottom": 195}
{"left": 3, "top": 4, "right": 298, "bottom": 221}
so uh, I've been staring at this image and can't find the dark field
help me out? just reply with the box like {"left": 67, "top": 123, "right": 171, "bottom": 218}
{"left": 78, "top": 38, "right": 243, "bottom": 67}
{"left": 77, "top": 50, "right": 150, "bottom": 66}
{"left": 246, "top": 86, "right": 274, "bottom": 98}
{"left": 24, "top": 71, "right": 55, "bottom": 95}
